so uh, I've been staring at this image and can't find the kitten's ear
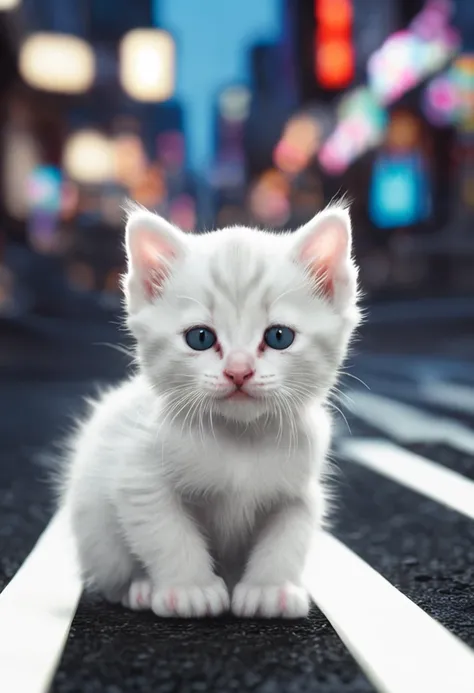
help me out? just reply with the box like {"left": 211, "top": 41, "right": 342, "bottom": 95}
{"left": 124, "top": 207, "right": 186, "bottom": 312}
{"left": 291, "top": 205, "right": 357, "bottom": 304}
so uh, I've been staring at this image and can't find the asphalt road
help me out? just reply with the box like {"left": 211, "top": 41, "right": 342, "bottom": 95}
{"left": 1, "top": 300, "right": 473, "bottom": 692}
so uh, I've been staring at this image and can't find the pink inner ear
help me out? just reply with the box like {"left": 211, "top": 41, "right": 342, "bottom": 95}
{"left": 132, "top": 229, "right": 177, "bottom": 299}
{"left": 299, "top": 218, "right": 349, "bottom": 297}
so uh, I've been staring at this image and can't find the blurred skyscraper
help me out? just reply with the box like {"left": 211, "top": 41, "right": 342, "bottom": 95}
{"left": 156, "top": 0, "right": 281, "bottom": 172}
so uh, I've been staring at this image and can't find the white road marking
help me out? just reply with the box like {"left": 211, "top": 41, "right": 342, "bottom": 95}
{"left": 344, "top": 375, "right": 474, "bottom": 419}
{"left": 306, "top": 532, "right": 474, "bottom": 693}
{"left": 339, "top": 438, "right": 474, "bottom": 520}
{"left": 1, "top": 471, "right": 473, "bottom": 693}
{"left": 419, "top": 380, "right": 474, "bottom": 415}
{"left": 346, "top": 390, "right": 474, "bottom": 454}
{"left": 0, "top": 512, "right": 82, "bottom": 693}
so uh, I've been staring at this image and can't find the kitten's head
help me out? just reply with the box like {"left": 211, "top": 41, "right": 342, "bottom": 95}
{"left": 124, "top": 203, "right": 360, "bottom": 424}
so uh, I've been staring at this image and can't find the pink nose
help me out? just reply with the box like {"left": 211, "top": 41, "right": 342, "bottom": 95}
{"left": 223, "top": 355, "right": 255, "bottom": 387}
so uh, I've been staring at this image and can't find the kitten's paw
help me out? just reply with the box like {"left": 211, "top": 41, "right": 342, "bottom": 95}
{"left": 151, "top": 578, "right": 230, "bottom": 618}
{"left": 121, "top": 579, "right": 152, "bottom": 611}
{"left": 232, "top": 582, "right": 310, "bottom": 619}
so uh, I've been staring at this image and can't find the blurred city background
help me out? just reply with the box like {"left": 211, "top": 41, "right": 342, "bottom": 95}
{"left": 0, "top": 0, "right": 473, "bottom": 321}
{"left": 1, "top": 4, "right": 474, "bottom": 688}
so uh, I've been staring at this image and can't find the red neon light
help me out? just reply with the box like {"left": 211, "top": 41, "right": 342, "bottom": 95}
{"left": 315, "top": 35, "right": 354, "bottom": 89}
{"left": 315, "top": 0, "right": 352, "bottom": 33}
{"left": 314, "top": 0, "right": 354, "bottom": 89}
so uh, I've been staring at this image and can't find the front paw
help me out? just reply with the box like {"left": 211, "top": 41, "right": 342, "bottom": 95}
{"left": 151, "top": 577, "right": 230, "bottom": 618}
{"left": 121, "top": 578, "right": 153, "bottom": 611}
{"left": 232, "top": 582, "right": 310, "bottom": 619}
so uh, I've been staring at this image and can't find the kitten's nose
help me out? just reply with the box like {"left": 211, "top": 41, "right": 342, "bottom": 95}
{"left": 223, "top": 354, "right": 255, "bottom": 388}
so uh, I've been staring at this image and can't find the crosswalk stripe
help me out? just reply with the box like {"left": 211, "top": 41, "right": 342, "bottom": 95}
{"left": 0, "top": 512, "right": 82, "bottom": 693}
{"left": 306, "top": 532, "right": 474, "bottom": 693}
{"left": 339, "top": 438, "right": 474, "bottom": 520}
{"left": 419, "top": 380, "right": 474, "bottom": 415}
{"left": 346, "top": 390, "right": 474, "bottom": 454}
{"left": 345, "top": 375, "right": 474, "bottom": 419}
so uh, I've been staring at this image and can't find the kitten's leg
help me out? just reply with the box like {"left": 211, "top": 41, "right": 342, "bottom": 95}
{"left": 232, "top": 498, "right": 318, "bottom": 618}
{"left": 69, "top": 497, "right": 135, "bottom": 604}
{"left": 119, "top": 489, "right": 229, "bottom": 618}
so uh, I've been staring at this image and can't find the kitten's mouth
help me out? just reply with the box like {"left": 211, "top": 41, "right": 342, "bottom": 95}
{"left": 225, "top": 389, "right": 254, "bottom": 401}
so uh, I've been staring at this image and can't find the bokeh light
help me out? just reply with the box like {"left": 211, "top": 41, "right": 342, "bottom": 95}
{"left": 452, "top": 54, "right": 474, "bottom": 121}
{"left": 114, "top": 134, "right": 148, "bottom": 188}
{"left": 315, "top": 0, "right": 353, "bottom": 31}
{"left": 19, "top": 33, "right": 95, "bottom": 94}
{"left": 249, "top": 169, "right": 290, "bottom": 227}
{"left": 423, "top": 73, "right": 460, "bottom": 125}
{"left": 131, "top": 164, "right": 167, "bottom": 209}
{"left": 3, "top": 129, "right": 39, "bottom": 219}
{"left": 319, "top": 89, "right": 387, "bottom": 174}
{"left": 315, "top": 38, "right": 354, "bottom": 90}
{"left": 119, "top": 29, "right": 175, "bottom": 102}
{"left": 64, "top": 130, "right": 114, "bottom": 184}
{"left": 219, "top": 86, "right": 252, "bottom": 123}
{"left": 385, "top": 111, "right": 421, "bottom": 152}
{"left": 274, "top": 114, "right": 321, "bottom": 175}
{"left": 0, "top": 0, "right": 21, "bottom": 9}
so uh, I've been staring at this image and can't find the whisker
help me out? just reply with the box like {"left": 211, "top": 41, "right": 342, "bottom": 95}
{"left": 339, "top": 371, "right": 370, "bottom": 390}
{"left": 327, "top": 401, "right": 352, "bottom": 434}
{"left": 94, "top": 342, "right": 137, "bottom": 361}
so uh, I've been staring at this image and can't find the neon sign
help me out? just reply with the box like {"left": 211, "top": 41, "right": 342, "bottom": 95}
{"left": 319, "top": 88, "right": 387, "bottom": 174}
{"left": 423, "top": 54, "right": 474, "bottom": 126}
{"left": 368, "top": 0, "right": 460, "bottom": 105}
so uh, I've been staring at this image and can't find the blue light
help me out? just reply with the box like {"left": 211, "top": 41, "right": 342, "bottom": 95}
{"left": 369, "top": 152, "right": 432, "bottom": 229}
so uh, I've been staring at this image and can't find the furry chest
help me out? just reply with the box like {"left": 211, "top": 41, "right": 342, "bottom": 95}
{"left": 173, "top": 438, "right": 307, "bottom": 500}
{"left": 184, "top": 491, "right": 271, "bottom": 551}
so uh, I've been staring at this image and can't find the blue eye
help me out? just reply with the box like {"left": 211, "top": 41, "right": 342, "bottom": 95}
{"left": 264, "top": 325, "right": 295, "bottom": 350}
{"left": 185, "top": 327, "right": 217, "bottom": 351}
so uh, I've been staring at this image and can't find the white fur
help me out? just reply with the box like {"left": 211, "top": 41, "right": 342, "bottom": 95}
{"left": 59, "top": 203, "right": 360, "bottom": 619}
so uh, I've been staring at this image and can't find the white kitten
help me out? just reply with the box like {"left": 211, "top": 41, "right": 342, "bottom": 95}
{"left": 59, "top": 203, "right": 360, "bottom": 619}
